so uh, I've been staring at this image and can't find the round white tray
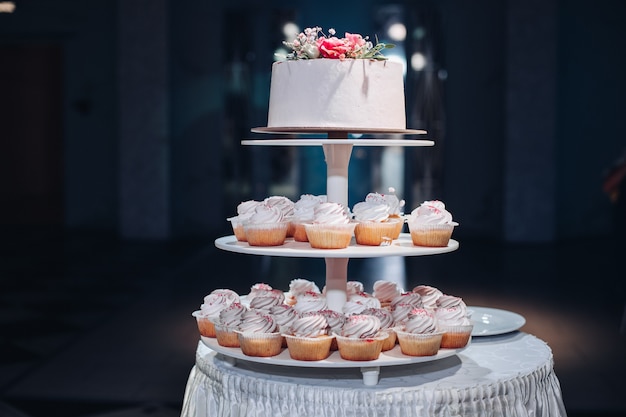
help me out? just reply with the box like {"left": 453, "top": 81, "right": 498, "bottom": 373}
{"left": 242, "top": 138, "right": 434, "bottom": 147}
{"left": 201, "top": 336, "right": 465, "bottom": 369}
{"left": 251, "top": 127, "right": 427, "bottom": 135}
{"left": 214, "top": 233, "right": 459, "bottom": 259}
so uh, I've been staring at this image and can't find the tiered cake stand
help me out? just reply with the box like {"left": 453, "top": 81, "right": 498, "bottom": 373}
{"left": 213, "top": 128, "right": 460, "bottom": 385}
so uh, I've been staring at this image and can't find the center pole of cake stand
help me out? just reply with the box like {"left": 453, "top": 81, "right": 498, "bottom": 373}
{"left": 323, "top": 131, "right": 353, "bottom": 312}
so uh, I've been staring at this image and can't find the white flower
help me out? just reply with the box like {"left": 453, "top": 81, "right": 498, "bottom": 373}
{"left": 328, "top": 28, "right": 336, "bottom": 35}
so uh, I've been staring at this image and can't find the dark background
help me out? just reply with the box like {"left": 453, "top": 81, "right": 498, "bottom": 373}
{"left": 1, "top": 1, "right": 625, "bottom": 416}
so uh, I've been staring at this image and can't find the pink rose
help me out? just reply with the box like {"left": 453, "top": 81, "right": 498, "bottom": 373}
{"left": 344, "top": 32, "right": 366, "bottom": 51}
{"left": 317, "top": 36, "right": 350, "bottom": 59}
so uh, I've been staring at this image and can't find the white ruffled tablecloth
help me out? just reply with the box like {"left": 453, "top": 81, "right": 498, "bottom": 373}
{"left": 181, "top": 332, "right": 567, "bottom": 417}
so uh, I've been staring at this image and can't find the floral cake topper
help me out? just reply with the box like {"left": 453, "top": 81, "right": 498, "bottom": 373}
{"left": 282, "top": 27, "right": 394, "bottom": 61}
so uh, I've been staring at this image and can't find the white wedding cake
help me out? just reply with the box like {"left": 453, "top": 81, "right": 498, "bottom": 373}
{"left": 267, "top": 27, "right": 406, "bottom": 131}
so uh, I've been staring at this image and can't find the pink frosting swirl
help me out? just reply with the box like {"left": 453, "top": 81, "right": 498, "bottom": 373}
{"left": 205, "top": 289, "right": 240, "bottom": 305}
{"left": 391, "top": 302, "right": 415, "bottom": 324}
{"left": 249, "top": 294, "right": 284, "bottom": 311}
{"left": 435, "top": 306, "right": 471, "bottom": 327}
{"left": 316, "top": 309, "right": 346, "bottom": 333}
{"left": 288, "top": 279, "right": 320, "bottom": 296}
{"left": 390, "top": 292, "right": 423, "bottom": 310}
{"left": 349, "top": 291, "right": 381, "bottom": 309}
{"left": 268, "top": 304, "right": 298, "bottom": 330}
{"left": 342, "top": 300, "right": 367, "bottom": 315}
{"left": 361, "top": 307, "right": 395, "bottom": 329}
{"left": 404, "top": 308, "right": 439, "bottom": 334}
{"left": 436, "top": 294, "right": 467, "bottom": 310}
{"left": 412, "top": 285, "right": 443, "bottom": 309}
{"left": 218, "top": 302, "right": 247, "bottom": 328}
{"left": 238, "top": 310, "right": 278, "bottom": 333}
{"left": 373, "top": 280, "right": 402, "bottom": 302}
{"left": 340, "top": 314, "right": 382, "bottom": 338}
{"left": 288, "top": 314, "right": 329, "bottom": 337}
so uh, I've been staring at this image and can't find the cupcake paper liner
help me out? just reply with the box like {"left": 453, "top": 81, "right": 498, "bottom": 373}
{"left": 228, "top": 217, "right": 247, "bottom": 242}
{"left": 192, "top": 312, "right": 217, "bottom": 338}
{"left": 304, "top": 223, "right": 356, "bottom": 249}
{"left": 235, "top": 331, "right": 283, "bottom": 357}
{"left": 244, "top": 222, "right": 289, "bottom": 247}
{"left": 354, "top": 220, "right": 401, "bottom": 246}
{"left": 394, "top": 328, "right": 444, "bottom": 356}
{"left": 439, "top": 324, "right": 473, "bottom": 348}
{"left": 408, "top": 223, "right": 456, "bottom": 247}
{"left": 214, "top": 323, "right": 240, "bottom": 347}
{"left": 283, "top": 334, "right": 334, "bottom": 361}
{"left": 334, "top": 332, "right": 388, "bottom": 361}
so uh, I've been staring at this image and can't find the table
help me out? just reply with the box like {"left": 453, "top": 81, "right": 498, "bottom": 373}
{"left": 180, "top": 332, "right": 567, "bottom": 417}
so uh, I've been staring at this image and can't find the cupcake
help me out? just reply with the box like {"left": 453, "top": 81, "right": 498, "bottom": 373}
{"left": 373, "top": 280, "right": 403, "bottom": 309}
{"left": 407, "top": 200, "right": 458, "bottom": 247}
{"left": 286, "top": 278, "right": 321, "bottom": 306}
{"left": 352, "top": 196, "right": 400, "bottom": 246}
{"left": 335, "top": 314, "right": 387, "bottom": 361}
{"left": 227, "top": 200, "right": 261, "bottom": 242}
{"left": 349, "top": 291, "right": 382, "bottom": 309}
{"left": 283, "top": 314, "right": 334, "bottom": 361}
{"left": 292, "top": 291, "right": 328, "bottom": 315}
{"left": 236, "top": 310, "right": 283, "bottom": 357}
{"left": 389, "top": 292, "right": 423, "bottom": 311}
{"left": 391, "top": 302, "right": 416, "bottom": 326}
{"left": 435, "top": 304, "right": 473, "bottom": 349}
{"left": 214, "top": 302, "right": 247, "bottom": 347}
{"left": 412, "top": 285, "right": 443, "bottom": 310}
{"left": 379, "top": 187, "right": 406, "bottom": 238}
{"left": 304, "top": 202, "right": 356, "bottom": 249}
{"left": 361, "top": 307, "right": 397, "bottom": 351}
{"left": 192, "top": 290, "right": 239, "bottom": 337}
{"left": 342, "top": 300, "right": 368, "bottom": 316}
{"left": 395, "top": 308, "right": 443, "bottom": 356}
{"left": 247, "top": 283, "right": 274, "bottom": 299}
{"left": 316, "top": 309, "right": 346, "bottom": 351}
{"left": 269, "top": 304, "right": 299, "bottom": 347}
{"left": 292, "top": 194, "right": 326, "bottom": 242}
{"left": 264, "top": 195, "right": 295, "bottom": 237}
{"left": 244, "top": 203, "right": 289, "bottom": 246}
{"left": 248, "top": 291, "right": 285, "bottom": 312}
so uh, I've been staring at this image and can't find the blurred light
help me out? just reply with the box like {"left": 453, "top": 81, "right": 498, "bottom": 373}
{"left": 413, "top": 27, "right": 426, "bottom": 40}
{"left": 387, "top": 23, "right": 407, "bottom": 42}
{"left": 410, "top": 52, "right": 427, "bottom": 71}
{"left": 0, "top": 1, "right": 15, "bottom": 13}
{"left": 438, "top": 69, "right": 448, "bottom": 80}
{"left": 274, "top": 47, "right": 289, "bottom": 61}
{"left": 282, "top": 22, "right": 300, "bottom": 40}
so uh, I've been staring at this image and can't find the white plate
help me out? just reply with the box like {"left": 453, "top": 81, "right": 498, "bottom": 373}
{"left": 201, "top": 336, "right": 465, "bottom": 369}
{"left": 214, "top": 234, "right": 459, "bottom": 259}
{"left": 468, "top": 306, "right": 526, "bottom": 336}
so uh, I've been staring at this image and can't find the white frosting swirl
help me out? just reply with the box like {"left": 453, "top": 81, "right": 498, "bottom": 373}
{"left": 352, "top": 201, "right": 389, "bottom": 222}
{"left": 293, "top": 194, "right": 327, "bottom": 222}
{"left": 228, "top": 200, "right": 261, "bottom": 222}
{"left": 247, "top": 204, "right": 284, "bottom": 224}
{"left": 409, "top": 200, "right": 457, "bottom": 225}
{"left": 264, "top": 196, "right": 294, "bottom": 217}
{"left": 312, "top": 202, "right": 350, "bottom": 224}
